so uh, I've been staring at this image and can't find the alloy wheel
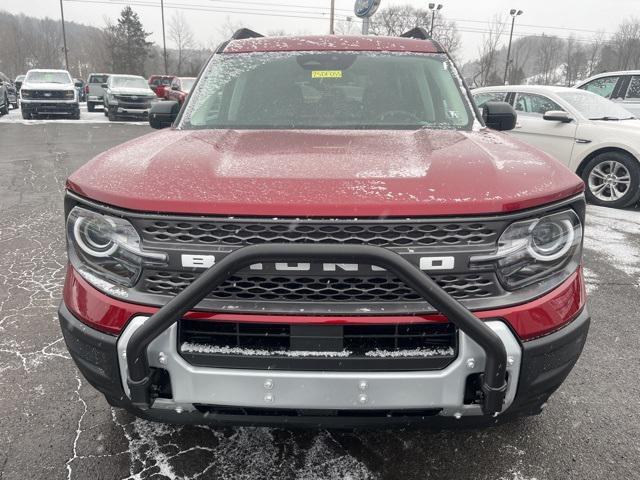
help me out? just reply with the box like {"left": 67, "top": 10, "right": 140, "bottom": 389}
{"left": 588, "top": 160, "right": 631, "bottom": 202}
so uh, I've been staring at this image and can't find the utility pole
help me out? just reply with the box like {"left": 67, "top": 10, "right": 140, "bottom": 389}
{"left": 504, "top": 9, "right": 523, "bottom": 85}
{"left": 329, "top": 0, "right": 336, "bottom": 34}
{"left": 428, "top": 3, "right": 443, "bottom": 38}
{"left": 160, "top": 0, "right": 168, "bottom": 74}
{"left": 59, "top": 0, "right": 69, "bottom": 71}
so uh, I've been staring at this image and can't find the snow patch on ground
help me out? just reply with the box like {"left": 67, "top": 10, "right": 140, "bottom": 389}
{"left": 112, "top": 413, "right": 375, "bottom": 480}
{"left": 583, "top": 267, "right": 599, "bottom": 294}
{"left": 584, "top": 206, "right": 640, "bottom": 280}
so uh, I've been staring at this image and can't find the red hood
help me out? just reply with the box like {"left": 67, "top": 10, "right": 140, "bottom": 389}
{"left": 67, "top": 128, "right": 584, "bottom": 217}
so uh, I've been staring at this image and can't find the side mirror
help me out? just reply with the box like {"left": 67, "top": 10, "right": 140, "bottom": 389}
{"left": 149, "top": 101, "right": 179, "bottom": 129}
{"left": 543, "top": 110, "right": 573, "bottom": 123}
{"left": 101, "top": 83, "right": 108, "bottom": 89}
{"left": 482, "top": 101, "right": 517, "bottom": 131}
{"left": 171, "top": 85, "right": 179, "bottom": 91}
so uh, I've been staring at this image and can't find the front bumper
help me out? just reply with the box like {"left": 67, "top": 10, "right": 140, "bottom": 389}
{"left": 21, "top": 99, "right": 78, "bottom": 114}
{"left": 59, "top": 303, "right": 589, "bottom": 427}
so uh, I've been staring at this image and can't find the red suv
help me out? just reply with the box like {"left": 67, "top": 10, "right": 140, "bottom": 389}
{"left": 60, "top": 28, "right": 589, "bottom": 428}
{"left": 148, "top": 75, "right": 175, "bottom": 98}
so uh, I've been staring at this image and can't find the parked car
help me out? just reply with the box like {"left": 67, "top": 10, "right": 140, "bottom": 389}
{"left": 60, "top": 28, "right": 589, "bottom": 428}
{"left": 0, "top": 71, "right": 18, "bottom": 112}
{"left": 103, "top": 74, "right": 159, "bottom": 121}
{"left": 86, "top": 73, "right": 110, "bottom": 112}
{"left": 164, "top": 76, "right": 196, "bottom": 105}
{"left": 14, "top": 74, "right": 25, "bottom": 93}
{"left": 74, "top": 78, "right": 86, "bottom": 102}
{"left": 575, "top": 71, "right": 640, "bottom": 117}
{"left": 148, "top": 75, "right": 175, "bottom": 98}
{"left": 20, "top": 69, "right": 79, "bottom": 120}
{"left": 474, "top": 85, "right": 640, "bottom": 208}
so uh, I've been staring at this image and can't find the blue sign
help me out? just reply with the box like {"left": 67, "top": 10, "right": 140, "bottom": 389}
{"left": 354, "top": 0, "right": 381, "bottom": 18}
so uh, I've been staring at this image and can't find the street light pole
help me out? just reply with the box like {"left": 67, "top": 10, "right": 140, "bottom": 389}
{"left": 59, "top": 0, "right": 70, "bottom": 71}
{"left": 160, "top": 0, "right": 168, "bottom": 74}
{"left": 504, "top": 9, "right": 523, "bottom": 85}
{"left": 329, "top": 0, "right": 336, "bottom": 34}
{"left": 428, "top": 3, "right": 443, "bottom": 38}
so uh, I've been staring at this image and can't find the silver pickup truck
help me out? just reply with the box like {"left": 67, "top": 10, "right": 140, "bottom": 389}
{"left": 86, "top": 73, "right": 110, "bottom": 112}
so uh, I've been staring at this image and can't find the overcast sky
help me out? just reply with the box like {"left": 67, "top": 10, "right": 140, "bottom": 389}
{"left": 3, "top": 0, "right": 639, "bottom": 62}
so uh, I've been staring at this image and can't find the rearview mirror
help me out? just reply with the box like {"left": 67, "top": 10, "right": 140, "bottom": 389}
{"left": 482, "top": 101, "right": 517, "bottom": 131}
{"left": 543, "top": 110, "right": 573, "bottom": 123}
{"left": 149, "top": 101, "right": 179, "bottom": 129}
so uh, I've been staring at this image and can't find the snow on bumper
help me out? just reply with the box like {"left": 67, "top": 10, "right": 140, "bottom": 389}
{"left": 117, "top": 316, "right": 522, "bottom": 416}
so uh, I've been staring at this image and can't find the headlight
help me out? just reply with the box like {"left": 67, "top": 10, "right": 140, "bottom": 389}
{"left": 64, "top": 90, "right": 75, "bottom": 99}
{"left": 471, "top": 210, "right": 582, "bottom": 290}
{"left": 66, "top": 207, "right": 166, "bottom": 295}
{"left": 21, "top": 90, "right": 32, "bottom": 99}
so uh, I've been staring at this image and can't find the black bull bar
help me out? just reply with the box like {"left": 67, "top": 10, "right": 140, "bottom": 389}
{"left": 126, "top": 244, "right": 509, "bottom": 415}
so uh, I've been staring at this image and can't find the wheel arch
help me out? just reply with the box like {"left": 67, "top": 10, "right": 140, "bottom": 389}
{"left": 575, "top": 147, "right": 640, "bottom": 177}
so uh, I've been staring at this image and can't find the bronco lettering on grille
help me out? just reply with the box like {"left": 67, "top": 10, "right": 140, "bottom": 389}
{"left": 181, "top": 255, "right": 455, "bottom": 271}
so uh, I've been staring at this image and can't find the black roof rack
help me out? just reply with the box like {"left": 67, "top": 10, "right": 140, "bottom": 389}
{"left": 231, "top": 28, "right": 264, "bottom": 40}
{"left": 400, "top": 27, "right": 430, "bottom": 40}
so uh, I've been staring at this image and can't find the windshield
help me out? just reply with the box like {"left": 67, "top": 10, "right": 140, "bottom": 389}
{"left": 88, "top": 74, "right": 109, "bottom": 84}
{"left": 25, "top": 71, "right": 71, "bottom": 84}
{"left": 181, "top": 78, "right": 196, "bottom": 92}
{"left": 557, "top": 90, "right": 634, "bottom": 120}
{"left": 110, "top": 76, "right": 149, "bottom": 89}
{"left": 181, "top": 52, "right": 473, "bottom": 130}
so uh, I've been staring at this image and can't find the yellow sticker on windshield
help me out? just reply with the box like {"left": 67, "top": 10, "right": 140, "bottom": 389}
{"left": 311, "top": 70, "right": 343, "bottom": 79}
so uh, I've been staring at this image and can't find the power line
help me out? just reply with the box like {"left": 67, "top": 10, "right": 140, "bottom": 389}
{"left": 64, "top": 0, "right": 349, "bottom": 20}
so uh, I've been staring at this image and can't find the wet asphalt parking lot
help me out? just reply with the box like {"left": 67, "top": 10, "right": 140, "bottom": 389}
{"left": 0, "top": 106, "right": 639, "bottom": 480}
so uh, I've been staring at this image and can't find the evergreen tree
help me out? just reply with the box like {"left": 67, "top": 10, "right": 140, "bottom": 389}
{"left": 104, "top": 7, "right": 152, "bottom": 75}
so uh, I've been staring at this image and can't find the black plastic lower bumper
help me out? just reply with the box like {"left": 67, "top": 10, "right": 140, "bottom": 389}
{"left": 22, "top": 102, "right": 79, "bottom": 115}
{"left": 59, "top": 302, "right": 590, "bottom": 428}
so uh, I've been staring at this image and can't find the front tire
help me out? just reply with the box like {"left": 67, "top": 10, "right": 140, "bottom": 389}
{"left": 0, "top": 95, "right": 8, "bottom": 115}
{"left": 70, "top": 109, "right": 80, "bottom": 120}
{"left": 107, "top": 107, "right": 117, "bottom": 121}
{"left": 87, "top": 102, "right": 95, "bottom": 112}
{"left": 582, "top": 151, "right": 640, "bottom": 208}
{"left": 21, "top": 109, "right": 31, "bottom": 120}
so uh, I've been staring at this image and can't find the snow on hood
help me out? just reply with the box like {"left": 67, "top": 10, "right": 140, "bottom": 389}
{"left": 109, "top": 87, "right": 155, "bottom": 96}
{"left": 67, "top": 128, "right": 585, "bottom": 217}
{"left": 22, "top": 81, "right": 74, "bottom": 90}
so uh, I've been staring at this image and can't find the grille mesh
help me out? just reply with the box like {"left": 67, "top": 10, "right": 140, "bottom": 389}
{"left": 141, "top": 271, "right": 498, "bottom": 302}
{"left": 138, "top": 219, "right": 498, "bottom": 247}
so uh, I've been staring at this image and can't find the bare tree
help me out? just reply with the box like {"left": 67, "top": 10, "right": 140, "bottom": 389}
{"left": 369, "top": 5, "right": 461, "bottom": 57}
{"left": 475, "top": 15, "right": 506, "bottom": 87}
{"left": 534, "top": 34, "right": 563, "bottom": 85}
{"left": 562, "top": 35, "right": 589, "bottom": 86}
{"left": 611, "top": 18, "right": 640, "bottom": 70}
{"left": 168, "top": 12, "right": 196, "bottom": 75}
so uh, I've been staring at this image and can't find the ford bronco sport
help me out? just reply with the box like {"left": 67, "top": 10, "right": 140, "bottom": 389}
{"left": 59, "top": 28, "right": 590, "bottom": 428}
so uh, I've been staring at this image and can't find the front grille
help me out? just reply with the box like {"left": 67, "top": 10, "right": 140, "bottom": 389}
{"left": 29, "top": 90, "right": 68, "bottom": 99}
{"left": 141, "top": 271, "right": 499, "bottom": 302}
{"left": 138, "top": 218, "right": 499, "bottom": 247}
{"left": 115, "top": 95, "right": 149, "bottom": 103}
{"left": 125, "top": 214, "right": 508, "bottom": 314}
{"left": 178, "top": 319, "right": 457, "bottom": 371}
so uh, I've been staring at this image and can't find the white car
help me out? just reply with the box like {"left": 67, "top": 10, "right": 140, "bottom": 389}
{"left": 575, "top": 71, "right": 640, "bottom": 117}
{"left": 473, "top": 85, "right": 640, "bottom": 208}
{"left": 20, "top": 69, "right": 80, "bottom": 120}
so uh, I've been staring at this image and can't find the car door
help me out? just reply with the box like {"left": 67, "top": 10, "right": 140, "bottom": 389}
{"left": 168, "top": 78, "right": 180, "bottom": 102}
{"left": 618, "top": 75, "right": 640, "bottom": 117}
{"left": 578, "top": 74, "right": 624, "bottom": 102}
{"left": 510, "top": 92, "right": 577, "bottom": 166}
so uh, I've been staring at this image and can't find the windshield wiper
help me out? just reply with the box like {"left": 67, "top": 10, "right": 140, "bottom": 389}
{"left": 589, "top": 116, "right": 622, "bottom": 121}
